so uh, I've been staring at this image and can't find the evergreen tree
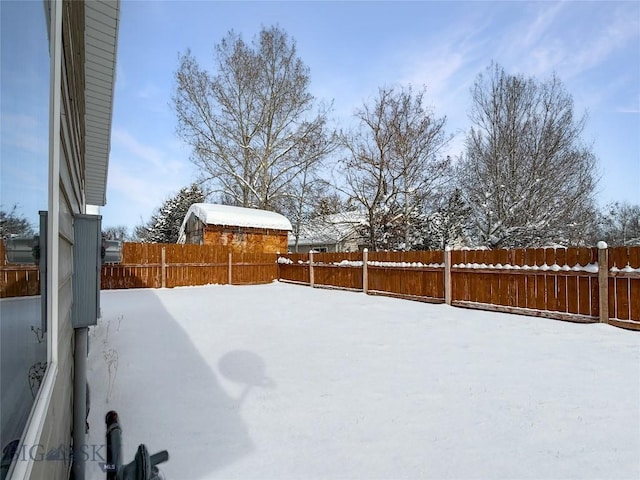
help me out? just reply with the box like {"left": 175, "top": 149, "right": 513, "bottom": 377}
{"left": 135, "top": 184, "right": 206, "bottom": 243}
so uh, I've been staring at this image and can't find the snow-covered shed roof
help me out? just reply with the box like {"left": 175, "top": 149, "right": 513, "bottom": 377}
{"left": 181, "top": 203, "right": 293, "bottom": 233}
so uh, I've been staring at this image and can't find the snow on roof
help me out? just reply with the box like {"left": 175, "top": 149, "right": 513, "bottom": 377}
{"left": 294, "top": 211, "right": 367, "bottom": 246}
{"left": 180, "top": 203, "right": 292, "bottom": 236}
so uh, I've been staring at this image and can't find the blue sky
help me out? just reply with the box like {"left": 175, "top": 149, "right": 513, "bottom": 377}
{"left": 2, "top": 1, "right": 639, "bottom": 233}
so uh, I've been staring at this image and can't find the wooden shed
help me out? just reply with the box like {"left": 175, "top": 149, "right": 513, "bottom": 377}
{"left": 178, "top": 203, "right": 292, "bottom": 254}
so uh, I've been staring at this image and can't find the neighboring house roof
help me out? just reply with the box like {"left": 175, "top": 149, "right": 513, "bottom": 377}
{"left": 293, "top": 211, "right": 367, "bottom": 246}
{"left": 84, "top": 0, "right": 120, "bottom": 206}
{"left": 179, "top": 203, "right": 293, "bottom": 242}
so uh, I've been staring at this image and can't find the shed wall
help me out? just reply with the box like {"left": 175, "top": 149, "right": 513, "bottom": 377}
{"left": 203, "top": 225, "right": 288, "bottom": 254}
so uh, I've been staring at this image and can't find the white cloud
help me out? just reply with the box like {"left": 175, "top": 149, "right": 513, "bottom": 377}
{"left": 111, "top": 127, "right": 185, "bottom": 173}
{"left": 518, "top": 2, "right": 566, "bottom": 50}
{"left": 105, "top": 128, "right": 196, "bottom": 226}
{"left": 504, "top": 3, "right": 639, "bottom": 81}
{"left": 107, "top": 162, "right": 159, "bottom": 209}
{"left": 616, "top": 107, "right": 640, "bottom": 114}
{"left": 567, "top": 8, "right": 639, "bottom": 76}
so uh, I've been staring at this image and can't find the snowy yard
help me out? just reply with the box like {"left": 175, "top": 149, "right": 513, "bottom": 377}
{"left": 86, "top": 282, "right": 639, "bottom": 480}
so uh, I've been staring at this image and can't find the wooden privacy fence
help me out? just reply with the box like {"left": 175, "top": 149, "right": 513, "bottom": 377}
{"left": 0, "top": 241, "right": 40, "bottom": 298}
{"left": 277, "top": 245, "right": 640, "bottom": 331}
{"left": 101, "top": 243, "right": 278, "bottom": 289}
{"left": 278, "top": 250, "right": 444, "bottom": 302}
{"left": 0, "top": 241, "right": 279, "bottom": 296}
{"left": 2, "top": 239, "right": 638, "bottom": 330}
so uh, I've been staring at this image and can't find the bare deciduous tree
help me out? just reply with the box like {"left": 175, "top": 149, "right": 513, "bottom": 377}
{"left": 0, "top": 205, "right": 34, "bottom": 240}
{"left": 600, "top": 201, "right": 640, "bottom": 246}
{"left": 340, "top": 86, "right": 450, "bottom": 251}
{"left": 102, "top": 225, "right": 130, "bottom": 241}
{"left": 173, "top": 26, "right": 335, "bottom": 213}
{"left": 422, "top": 188, "right": 471, "bottom": 250}
{"left": 458, "top": 63, "right": 598, "bottom": 248}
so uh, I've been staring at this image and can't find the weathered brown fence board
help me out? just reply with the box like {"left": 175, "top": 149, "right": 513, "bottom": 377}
{"left": 451, "top": 247, "right": 601, "bottom": 320}
{"left": 309, "top": 252, "right": 362, "bottom": 290}
{"left": 0, "top": 241, "right": 40, "bottom": 297}
{"left": 630, "top": 279, "right": 640, "bottom": 321}
{"left": 277, "top": 253, "right": 310, "bottom": 284}
{"left": 165, "top": 244, "right": 229, "bottom": 264}
{"left": 368, "top": 251, "right": 444, "bottom": 300}
{"left": 102, "top": 243, "right": 277, "bottom": 289}
{"left": 234, "top": 253, "right": 278, "bottom": 284}
{"left": 1, "top": 268, "right": 40, "bottom": 297}
{"left": 166, "top": 265, "right": 228, "bottom": 288}
{"left": 314, "top": 265, "right": 363, "bottom": 290}
{"left": 606, "top": 246, "right": 640, "bottom": 325}
{"left": 368, "top": 250, "right": 443, "bottom": 264}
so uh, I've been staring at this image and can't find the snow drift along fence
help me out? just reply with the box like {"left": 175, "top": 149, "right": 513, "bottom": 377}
{"left": 101, "top": 243, "right": 278, "bottom": 289}
{"left": 277, "top": 246, "right": 640, "bottom": 331}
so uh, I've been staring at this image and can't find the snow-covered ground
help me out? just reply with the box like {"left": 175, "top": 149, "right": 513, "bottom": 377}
{"left": 86, "top": 282, "right": 640, "bottom": 480}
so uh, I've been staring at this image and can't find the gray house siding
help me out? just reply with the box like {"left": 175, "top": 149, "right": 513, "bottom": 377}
{"left": 6, "top": 1, "right": 117, "bottom": 477}
{"left": 28, "top": 1, "right": 84, "bottom": 477}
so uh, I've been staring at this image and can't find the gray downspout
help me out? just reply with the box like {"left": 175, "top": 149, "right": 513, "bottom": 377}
{"left": 73, "top": 327, "right": 88, "bottom": 480}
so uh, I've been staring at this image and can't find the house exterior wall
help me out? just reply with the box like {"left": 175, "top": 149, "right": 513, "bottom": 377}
{"left": 290, "top": 238, "right": 364, "bottom": 254}
{"left": 203, "top": 225, "right": 289, "bottom": 254}
{"left": 291, "top": 243, "right": 339, "bottom": 254}
{"left": 27, "top": 2, "right": 85, "bottom": 478}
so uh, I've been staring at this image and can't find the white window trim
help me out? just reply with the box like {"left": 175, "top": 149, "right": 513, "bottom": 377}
{"left": 8, "top": 0, "right": 62, "bottom": 477}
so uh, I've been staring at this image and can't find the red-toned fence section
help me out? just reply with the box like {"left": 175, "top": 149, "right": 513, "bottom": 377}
{"left": 313, "top": 252, "right": 363, "bottom": 290}
{"left": 101, "top": 243, "right": 277, "bottom": 289}
{"left": 164, "top": 244, "right": 228, "bottom": 288}
{"left": 451, "top": 248, "right": 600, "bottom": 323}
{"left": 101, "top": 243, "right": 164, "bottom": 289}
{"left": 608, "top": 246, "right": 640, "bottom": 329}
{"left": 278, "top": 250, "right": 445, "bottom": 302}
{"left": 233, "top": 252, "right": 279, "bottom": 285}
{"left": 278, "top": 254, "right": 310, "bottom": 284}
{"left": 368, "top": 251, "right": 444, "bottom": 302}
{"left": 277, "top": 247, "right": 639, "bottom": 330}
{"left": 0, "top": 241, "right": 40, "bottom": 298}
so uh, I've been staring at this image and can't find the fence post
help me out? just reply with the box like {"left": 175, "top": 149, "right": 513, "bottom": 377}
{"left": 597, "top": 241, "right": 609, "bottom": 324}
{"left": 444, "top": 246, "right": 452, "bottom": 305}
{"left": 228, "top": 251, "right": 233, "bottom": 285}
{"left": 309, "top": 251, "right": 314, "bottom": 288}
{"left": 362, "top": 248, "right": 368, "bottom": 294}
{"left": 161, "top": 246, "right": 166, "bottom": 288}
